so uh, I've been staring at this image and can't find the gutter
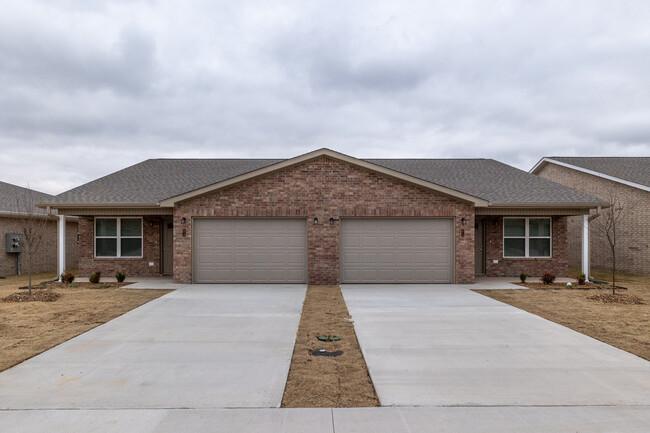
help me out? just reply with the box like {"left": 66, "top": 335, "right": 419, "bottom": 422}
{"left": 37, "top": 202, "right": 160, "bottom": 209}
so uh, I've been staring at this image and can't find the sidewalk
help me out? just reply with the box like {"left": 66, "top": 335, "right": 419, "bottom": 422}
{"left": 1, "top": 406, "right": 649, "bottom": 432}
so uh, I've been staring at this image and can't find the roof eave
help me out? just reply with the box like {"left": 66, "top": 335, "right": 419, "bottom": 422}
{"left": 483, "top": 202, "right": 609, "bottom": 209}
{"left": 38, "top": 202, "right": 165, "bottom": 209}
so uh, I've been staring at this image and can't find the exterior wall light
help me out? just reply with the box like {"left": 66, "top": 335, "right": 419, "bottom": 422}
{"left": 180, "top": 217, "right": 187, "bottom": 224}
{"left": 329, "top": 217, "right": 340, "bottom": 225}
{"left": 461, "top": 217, "right": 466, "bottom": 225}
{"left": 313, "top": 217, "right": 318, "bottom": 225}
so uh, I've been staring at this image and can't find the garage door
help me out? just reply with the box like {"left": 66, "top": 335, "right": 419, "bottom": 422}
{"left": 193, "top": 218, "right": 307, "bottom": 283}
{"left": 341, "top": 218, "right": 454, "bottom": 283}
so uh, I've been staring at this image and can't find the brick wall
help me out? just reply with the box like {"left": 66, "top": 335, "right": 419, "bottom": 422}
{"left": 174, "top": 156, "right": 475, "bottom": 284}
{"left": 0, "top": 217, "right": 78, "bottom": 276}
{"left": 536, "top": 164, "right": 649, "bottom": 275}
{"left": 483, "top": 216, "right": 568, "bottom": 278}
{"left": 77, "top": 216, "right": 162, "bottom": 278}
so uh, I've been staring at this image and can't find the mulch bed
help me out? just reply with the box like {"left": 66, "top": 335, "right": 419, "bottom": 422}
{"left": 517, "top": 282, "right": 603, "bottom": 290}
{"left": 3, "top": 290, "right": 61, "bottom": 303}
{"left": 30, "top": 282, "right": 129, "bottom": 290}
{"left": 587, "top": 293, "right": 645, "bottom": 305}
{"left": 281, "top": 285, "right": 380, "bottom": 408}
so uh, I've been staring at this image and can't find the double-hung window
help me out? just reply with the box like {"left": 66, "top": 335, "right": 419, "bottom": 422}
{"left": 503, "top": 218, "right": 551, "bottom": 258}
{"left": 95, "top": 218, "right": 143, "bottom": 258}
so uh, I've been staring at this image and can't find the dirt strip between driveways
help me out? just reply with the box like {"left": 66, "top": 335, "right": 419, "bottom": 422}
{"left": 281, "top": 285, "right": 380, "bottom": 408}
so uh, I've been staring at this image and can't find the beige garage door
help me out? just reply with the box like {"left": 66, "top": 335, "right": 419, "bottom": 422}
{"left": 193, "top": 218, "right": 307, "bottom": 283}
{"left": 341, "top": 218, "right": 454, "bottom": 283}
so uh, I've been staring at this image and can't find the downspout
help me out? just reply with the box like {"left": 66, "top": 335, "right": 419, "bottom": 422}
{"left": 46, "top": 206, "right": 66, "bottom": 282}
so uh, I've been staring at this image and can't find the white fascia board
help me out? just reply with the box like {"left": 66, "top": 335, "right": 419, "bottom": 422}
{"left": 531, "top": 158, "right": 650, "bottom": 193}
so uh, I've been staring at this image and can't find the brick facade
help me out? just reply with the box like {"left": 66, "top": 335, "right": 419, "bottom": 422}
{"left": 482, "top": 216, "right": 568, "bottom": 278}
{"left": 173, "top": 156, "right": 475, "bottom": 285}
{"left": 536, "top": 163, "right": 649, "bottom": 275}
{"left": 0, "top": 217, "right": 78, "bottom": 276}
{"left": 77, "top": 216, "right": 162, "bottom": 278}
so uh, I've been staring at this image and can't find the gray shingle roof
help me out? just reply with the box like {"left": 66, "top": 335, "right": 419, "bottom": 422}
{"left": 46, "top": 155, "right": 605, "bottom": 207}
{"left": 367, "top": 159, "right": 605, "bottom": 205}
{"left": 0, "top": 181, "right": 54, "bottom": 214}
{"left": 50, "top": 159, "right": 282, "bottom": 204}
{"left": 545, "top": 157, "right": 650, "bottom": 188}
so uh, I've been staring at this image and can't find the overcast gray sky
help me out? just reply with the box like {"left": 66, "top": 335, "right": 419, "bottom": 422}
{"left": 1, "top": 0, "right": 649, "bottom": 194}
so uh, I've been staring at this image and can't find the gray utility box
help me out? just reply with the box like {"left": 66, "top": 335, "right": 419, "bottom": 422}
{"left": 5, "top": 233, "right": 23, "bottom": 253}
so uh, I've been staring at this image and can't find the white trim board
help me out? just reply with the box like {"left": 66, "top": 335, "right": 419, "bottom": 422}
{"left": 531, "top": 158, "right": 650, "bottom": 193}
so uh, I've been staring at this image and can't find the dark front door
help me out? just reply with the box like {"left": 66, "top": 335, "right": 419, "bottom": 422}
{"left": 475, "top": 218, "right": 485, "bottom": 275}
{"left": 162, "top": 218, "right": 174, "bottom": 275}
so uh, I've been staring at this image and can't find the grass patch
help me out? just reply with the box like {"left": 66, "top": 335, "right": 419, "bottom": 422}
{"left": 0, "top": 271, "right": 171, "bottom": 372}
{"left": 475, "top": 269, "right": 650, "bottom": 361}
{"left": 281, "top": 285, "right": 380, "bottom": 408}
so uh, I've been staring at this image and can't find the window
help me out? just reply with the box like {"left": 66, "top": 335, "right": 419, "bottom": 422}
{"left": 503, "top": 217, "right": 551, "bottom": 258}
{"left": 95, "top": 218, "right": 143, "bottom": 258}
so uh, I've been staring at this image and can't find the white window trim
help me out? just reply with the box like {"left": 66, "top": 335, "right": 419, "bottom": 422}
{"left": 94, "top": 217, "right": 143, "bottom": 258}
{"left": 503, "top": 217, "right": 552, "bottom": 258}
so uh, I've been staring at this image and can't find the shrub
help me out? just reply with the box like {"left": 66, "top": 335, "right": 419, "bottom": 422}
{"left": 519, "top": 273, "right": 527, "bottom": 283}
{"left": 115, "top": 271, "right": 126, "bottom": 283}
{"left": 541, "top": 272, "right": 556, "bottom": 285}
{"left": 69, "top": 282, "right": 79, "bottom": 288}
{"left": 89, "top": 271, "right": 101, "bottom": 284}
{"left": 577, "top": 273, "right": 586, "bottom": 285}
{"left": 60, "top": 271, "right": 75, "bottom": 284}
{"left": 101, "top": 283, "right": 111, "bottom": 289}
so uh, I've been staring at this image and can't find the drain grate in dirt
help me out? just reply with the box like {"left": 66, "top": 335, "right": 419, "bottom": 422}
{"left": 281, "top": 285, "right": 380, "bottom": 408}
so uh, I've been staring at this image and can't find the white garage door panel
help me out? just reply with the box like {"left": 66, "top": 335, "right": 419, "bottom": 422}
{"left": 193, "top": 218, "right": 307, "bottom": 283}
{"left": 341, "top": 218, "right": 454, "bottom": 284}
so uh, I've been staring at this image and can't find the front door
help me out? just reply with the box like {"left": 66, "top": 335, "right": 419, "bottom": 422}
{"left": 475, "top": 218, "right": 485, "bottom": 275}
{"left": 162, "top": 218, "right": 174, "bottom": 275}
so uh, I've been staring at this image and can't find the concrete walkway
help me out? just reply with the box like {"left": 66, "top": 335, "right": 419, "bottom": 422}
{"left": 341, "top": 284, "right": 650, "bottom": 407}
{"left": 1, "top": 407, "right": 649, "bottom": 432}
{"left": 0, "top": 284, "right": 306, "bottom": 409}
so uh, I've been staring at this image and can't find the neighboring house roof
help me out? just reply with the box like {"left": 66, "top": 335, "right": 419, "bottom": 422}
{"left": 44, "top": 149, "right": 606, "bottom": 209}
{"left": 0, "top": 181, "right": 54, "bottom": 216}
{"left": 531, "top": 157, "right": 650, "bottom": 192}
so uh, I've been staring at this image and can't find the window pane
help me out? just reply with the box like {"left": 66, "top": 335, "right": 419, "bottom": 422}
{"left": 121, "top": 238, "right": 142, "bottom": 257}
{"left": 121, "top": 219, "right": 142, "bottom": 236}
{"left": 504, "top": 238, "right": 525, "bottom": 257}
{"left": 96, "top": 219, "right": 117, "bottom": 236}
{"left": 96, "top": 238, "right": 117, "bottom": 257}
{"left": 529, "top": 218, "right": 550, "bottom": 237}
{"left": 529, "top": 238, "right": 551, "bottom": 257}
{"left": 504, "top": 219, "right": 525, "bottom": 237}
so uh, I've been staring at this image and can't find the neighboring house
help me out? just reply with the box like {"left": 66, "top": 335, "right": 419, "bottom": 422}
{"left": 531, "top": 157, "right": 650, "bottom": 276}
{"left": 0, "top": 181, "right": 78, "bottom": 277}
{"left": 41, "top": 149, "right": 605, "bottom": 284}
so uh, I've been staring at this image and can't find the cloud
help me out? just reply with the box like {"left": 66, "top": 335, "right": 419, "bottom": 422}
{"left": 0, "top": 0, "right": 648, "bottom": 194}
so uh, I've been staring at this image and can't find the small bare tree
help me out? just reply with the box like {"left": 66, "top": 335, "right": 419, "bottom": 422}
{"left": 15, "top": 188, "right": 50, "bottom": 295}
{"left": 590, "top": 187, "right": 631, "bottom": 295}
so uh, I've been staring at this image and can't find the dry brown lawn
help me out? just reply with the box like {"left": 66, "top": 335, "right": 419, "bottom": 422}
{"left": 476, "top": 268, "right": 650, "bottom": 361}
{"left": 0, "top": 271, "right": 171, "bottom": 372}
{"left": 282, "top": 285, "right": 380, "bottom": 408}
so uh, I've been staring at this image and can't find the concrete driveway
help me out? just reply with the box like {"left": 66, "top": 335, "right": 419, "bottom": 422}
{"left": 0, "top": 284, "right": 306, "bottom": 409}
{"left": 341, "top": 284, "right": 650, "bottom": 407}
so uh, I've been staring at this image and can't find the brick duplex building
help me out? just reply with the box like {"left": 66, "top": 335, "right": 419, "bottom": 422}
{"left": 532, "top": 157, "right": 649, "bottom": 276}
{"left": 41, "top": 149, "right": 605, "bottom": 284}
